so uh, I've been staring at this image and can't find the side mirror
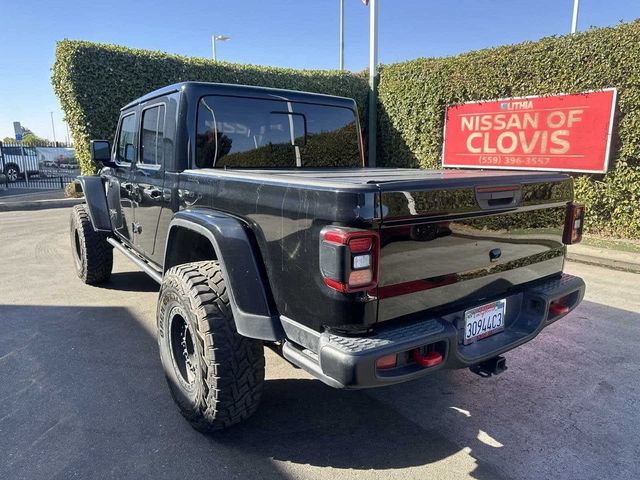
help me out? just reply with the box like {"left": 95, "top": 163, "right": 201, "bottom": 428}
{"left": 90, "top": 140, "right": 114, "bottom": 166}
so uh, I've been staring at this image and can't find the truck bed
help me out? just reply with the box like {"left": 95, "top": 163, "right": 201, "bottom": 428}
{"left": 180, "top": 167, "right": 572, "bottom": 331}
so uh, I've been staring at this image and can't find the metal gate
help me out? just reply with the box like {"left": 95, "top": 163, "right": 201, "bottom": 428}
{"left": 0, "top": 141, "right": 78, "bottom": 190}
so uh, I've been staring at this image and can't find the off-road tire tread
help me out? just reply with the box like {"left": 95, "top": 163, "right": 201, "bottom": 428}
{"left": 70, "top": 204, "right": 113, "bottom": 284}
{"left": 160, "top": 261, "right": 265, "bottom": 432}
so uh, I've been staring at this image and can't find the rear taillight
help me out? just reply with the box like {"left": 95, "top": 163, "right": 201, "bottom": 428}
{"left": 320, "top": 228, "right": 379, "bottom": 293}
{"left": 563, "top": 202, "right": 585, "bottom": 245}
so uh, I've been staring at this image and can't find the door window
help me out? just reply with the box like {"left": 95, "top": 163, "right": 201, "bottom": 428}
{"left": 116, "top": 113, "right": 137, "bottom": 164}
{"left": 140, "top": 105, "right": 166, "bottom": 167}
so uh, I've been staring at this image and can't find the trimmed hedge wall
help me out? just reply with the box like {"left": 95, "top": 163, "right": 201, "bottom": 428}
{"left": 377, "top": 21, "right": 640, "bottom": 238}
{"left": 51, "top": 40, "right": 368, "bottom": 175}
{"left": 53, "top": 21, "right": 640, "bottom": 238}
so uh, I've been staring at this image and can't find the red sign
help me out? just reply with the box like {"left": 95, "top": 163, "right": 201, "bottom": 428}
{"left": 442, "top": 89, "right": 617, "bottom": 173}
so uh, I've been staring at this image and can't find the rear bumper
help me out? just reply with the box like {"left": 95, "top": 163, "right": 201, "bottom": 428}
{"left": 282, "top": 273, "right": 585, "bottom": 389}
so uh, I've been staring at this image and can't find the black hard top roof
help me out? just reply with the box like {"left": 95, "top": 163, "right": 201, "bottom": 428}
{"left": 121, "top": 81, "right": 357, "bottom": 111}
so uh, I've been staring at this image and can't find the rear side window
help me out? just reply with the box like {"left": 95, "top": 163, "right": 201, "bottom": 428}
{"left": 293, "top": 103, "right": 361, "bottom": 168}
{"left": 195, "top": 95, "right": 361, "bottom": 168}
{"left": 140, "top": 105, "right": 166, "bottom": 167}
{"left": 116, "top": 113, "right": 137, "bottom": 164}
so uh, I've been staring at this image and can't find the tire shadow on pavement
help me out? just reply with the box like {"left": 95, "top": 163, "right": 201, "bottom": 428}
{"left": 210, "top": 377, "right": 506, "bottom": 479}
{"left": 99, "top": 270, "right": 160, "bottom": 293}
{"left": 0, "top": 303, "right": 504, "bottom": 480}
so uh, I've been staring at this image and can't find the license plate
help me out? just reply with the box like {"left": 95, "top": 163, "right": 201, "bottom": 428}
{"left": 464, "top": 299, "right": 506, "bottom": 345}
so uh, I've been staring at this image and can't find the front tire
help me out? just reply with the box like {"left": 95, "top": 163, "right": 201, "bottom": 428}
{"left": 157, "top": 261, "right": 265, "bottom": 432}
{"left": 70, "top": 204, "right": 113, "bottom": 284}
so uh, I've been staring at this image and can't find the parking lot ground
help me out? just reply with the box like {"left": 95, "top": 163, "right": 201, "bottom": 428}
{"left": 1, "top": 207, "right": 639, "bottom": 480}
{"left": 0, "top": 188, "right": 66, "bottom": 199}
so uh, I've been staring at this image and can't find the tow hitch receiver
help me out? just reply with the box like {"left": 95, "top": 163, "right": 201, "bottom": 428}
{"left": 470, "top": 356, "right": 507, "bottom": 378}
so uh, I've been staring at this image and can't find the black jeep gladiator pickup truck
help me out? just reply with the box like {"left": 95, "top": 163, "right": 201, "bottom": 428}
{"left": 72, "top": 82, "right": 586, "bottom": 432}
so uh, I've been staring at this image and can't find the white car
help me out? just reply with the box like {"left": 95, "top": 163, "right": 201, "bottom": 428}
{"left": 1, "top": 145, "right": 39, "bottom": 182}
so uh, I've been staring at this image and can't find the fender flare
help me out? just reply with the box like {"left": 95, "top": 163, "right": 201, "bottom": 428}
{"left": 76, "top": 176, "right": 112, "bottom": 232}
{"left": 164, "top": 209, "right": 284, "bottom": 341}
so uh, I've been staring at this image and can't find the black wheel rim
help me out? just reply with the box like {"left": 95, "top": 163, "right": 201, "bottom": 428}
{"left": 169, "top": 310, "right": 197, "bottom": 389}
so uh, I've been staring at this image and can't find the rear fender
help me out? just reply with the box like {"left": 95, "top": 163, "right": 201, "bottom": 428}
{"left": 76, "top": 175, "right": 112, "bottom": 232}
{"left": 164, "top": 209, "right": 284, "bottom": 341}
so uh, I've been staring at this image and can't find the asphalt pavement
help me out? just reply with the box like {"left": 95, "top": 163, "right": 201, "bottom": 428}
{"left": 0, "top": 207, "right": 638, "bottom": 480}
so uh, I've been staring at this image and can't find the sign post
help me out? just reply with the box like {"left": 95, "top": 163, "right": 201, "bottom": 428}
{"left": 571, "top": 0, "right": 580, "bottom": 33}
{"left": 442, "top": 89, "right": 617, "bottom": 173}
{"left": 339, "top": 0, "right": 344, "bottom": 70}
{"left": 13, "top": 121, "right": 22, "bottom": 141}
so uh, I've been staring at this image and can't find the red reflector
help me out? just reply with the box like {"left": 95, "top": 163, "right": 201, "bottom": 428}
{"left": 349, "top": 237, "right": 373, "bottom": 253}
{"left": 323, "top": 277, "right": 347, "bottom": 293}
{"left": 549, "top": 302, "right": 570, "bottom": 316}
{"left": 377, "top": 275, "right": 458, "bottom": 300}
{"left": 375, "top": 354, "right": 397, "bottom": 370}
{"left": 412, "top": 350, "right": 443, "bottom": 368}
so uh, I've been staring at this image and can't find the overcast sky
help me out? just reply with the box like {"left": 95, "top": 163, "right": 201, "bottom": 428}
{"left": 1, "top": 0, "right": 639, "bottom": 141}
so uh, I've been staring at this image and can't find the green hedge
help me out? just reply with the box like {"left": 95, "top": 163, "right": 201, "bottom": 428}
{"left": 53, "top": 22, "right": 640, "bottom": 238}
{"left": 51, "top": 40, "right": 368, "bottom": 175}
{"left": 377, "top": 21, "right": 640, "bottom": 238}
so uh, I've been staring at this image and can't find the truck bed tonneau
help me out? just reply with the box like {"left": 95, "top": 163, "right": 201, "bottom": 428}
{"left": 186, "top": 167, "right": 569, "bottom": 189}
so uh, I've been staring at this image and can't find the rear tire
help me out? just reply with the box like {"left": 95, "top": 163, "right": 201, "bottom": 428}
{"left": 157, "top": 261, "right": 265, "bottom": 432}
{"left": 70, "top": 204, "right": 113, "bottom": 284}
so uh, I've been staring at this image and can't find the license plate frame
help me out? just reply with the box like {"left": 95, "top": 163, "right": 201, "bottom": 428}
{"left": 463, "top": 299, "right": 506, "bottom": 345}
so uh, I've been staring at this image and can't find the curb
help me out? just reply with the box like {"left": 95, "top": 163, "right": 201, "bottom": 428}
{"left": 0, "top": 197, "right": 84, "bottom": 212}
{"left": 566, "top": 252, "right": 640, "bottom": 274}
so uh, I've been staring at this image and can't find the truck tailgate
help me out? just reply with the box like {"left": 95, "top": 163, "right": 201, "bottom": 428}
{"left": 375, "top": 170, "right": 572, "bottom": 322}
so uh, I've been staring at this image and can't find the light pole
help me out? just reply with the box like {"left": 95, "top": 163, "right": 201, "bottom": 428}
{"left": 367, "top": 0, "right": 378, "bottom": 167}
{"left": 339, "top": 0, "right": 345, "bottom": 70}
{"left": 50, "top": 111, "right": 57, "bottom": 145}
{"left": 571, "top": 0, "right": 580, "bottom": 33}
{"left": 211, "top": 34, "right": 231, "bottom": 61}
